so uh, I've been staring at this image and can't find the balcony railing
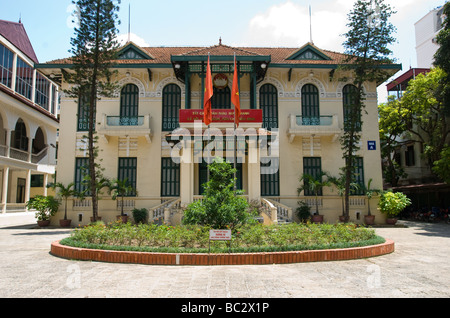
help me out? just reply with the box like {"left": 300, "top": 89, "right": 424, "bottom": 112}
{"left": 287, "top": 114, "right": 341, "bottom": 143}
{"left": 0, "top": 144, "right": 48, "bottom": 164}
{"left": 97, "top": 114, "right": 152, "bottom": 143}
{"left": 106, "top": 116, "right": 145, "bottom": 126}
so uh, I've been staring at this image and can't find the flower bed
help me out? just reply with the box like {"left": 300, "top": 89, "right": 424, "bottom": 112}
{"left": 59, "top": 221, "right": 385, "bottom": 254}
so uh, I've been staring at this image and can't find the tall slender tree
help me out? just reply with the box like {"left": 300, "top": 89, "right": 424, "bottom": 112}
{"left": 434, "top": 2, "right": 450, "bottom": 115}
{"left": 341, "top": 0, "right": 396, "bottom": 221}
{"left": 64, "top": 0, "right": 121, "bottom": 221}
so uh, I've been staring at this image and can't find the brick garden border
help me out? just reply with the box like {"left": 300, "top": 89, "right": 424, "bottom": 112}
{"left": 50, "top": 239, "right": 394, "bottom": 266}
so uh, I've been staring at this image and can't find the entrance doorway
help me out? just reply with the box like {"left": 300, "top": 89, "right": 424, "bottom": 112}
{"left": 198, "top": 161, "right": 242, "bottom": 195}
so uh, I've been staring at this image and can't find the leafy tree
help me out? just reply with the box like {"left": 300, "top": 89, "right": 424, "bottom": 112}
{"left": 433, "top": 146, "right": 450, "bottom": 184}
{"left": 400, "top": 68, "right": 450, "bottom": 170}
{"left": 340, "top": 0, "right": 396, "bottom": 222}
{"left": 378, "top": 96, "right": 408, "bottom": 186}
{"left": 64, "top": 0, "right": 121, "bottom": 221}
{"left": 183, "top": 158, "right": 256, "bottom": 230}
{"left": 434, "top": 1, "right": 450, "bottom": 115}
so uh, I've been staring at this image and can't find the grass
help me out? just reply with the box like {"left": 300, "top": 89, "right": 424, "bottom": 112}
{"left": 59, "top": 221, "right": 385, "bottom": 254}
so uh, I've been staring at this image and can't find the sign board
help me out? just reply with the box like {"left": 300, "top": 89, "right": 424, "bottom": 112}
{"left": 368, "top": 141, "right": 376, "bottom": 151}
{"left": 209, "top": 229, "right": 232, "bottom": 241}
{"left": 179, "top": 109, "right": 262, "bottom": 124}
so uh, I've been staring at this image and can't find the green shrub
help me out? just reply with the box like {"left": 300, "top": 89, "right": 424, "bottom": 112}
{"left": 132, "top": 208, "right": 148, "bottom": 224}
{"left": 183, "top": 158, "right": 257, "bottom": 230}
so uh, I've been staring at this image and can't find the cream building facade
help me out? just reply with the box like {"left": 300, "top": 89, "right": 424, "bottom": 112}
{"left": 38, "top": 42, "right": 400, "bottom": 225}
{"left": 0, "top": 20, "right": 59, "bottom": 214}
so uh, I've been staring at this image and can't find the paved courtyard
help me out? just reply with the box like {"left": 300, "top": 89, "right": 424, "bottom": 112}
{"left": 1, "top": 212, "right": 449, "bottom": 300}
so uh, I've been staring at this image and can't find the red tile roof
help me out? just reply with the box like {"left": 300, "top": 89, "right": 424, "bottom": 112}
{"left": 46, "top": 42, "right": 350, "bottom": 66}
{"left": 0, "top": 19, "right": 39, "bottom": 64}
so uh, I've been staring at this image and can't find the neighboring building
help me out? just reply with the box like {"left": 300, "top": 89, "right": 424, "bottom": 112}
{"left": 38, "top": 41, "right": 399, "bottom": 225}
{"left": 415, "top": 5, "right": 446, "bottom": 68}
{"left": 386, "top": 4, "right": 450, "bottom": 210}
{"left": 0, "top": 20, "right": 59, "bottom": 213}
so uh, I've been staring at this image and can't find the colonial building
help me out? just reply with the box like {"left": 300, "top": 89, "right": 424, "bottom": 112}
{"left": 38, "top": 41, "right": 399, "bottom": 225}
{"left": 0, "top": 20, "right": 59, "bottom": 213}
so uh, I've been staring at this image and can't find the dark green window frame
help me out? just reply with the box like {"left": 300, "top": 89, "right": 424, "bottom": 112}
{"left": 303, "top": 157, "right": 322, "bottom": 196}
{"left": 118, "top": 157, "right": 137, "bottom": 197}
{"left": 120, "top": 84, "right": 139, "bottom": 125}
{"left": 301, "top": 84, "right": 320, "bottom": 125}
{"left": 212, "top": 86, "right": 231, "bottom": 109}
{"left": 352, "top": 157, "right": 365, "bottom": 195}
{"left": 77, "top": 94, "right": 95, "bottom": 132}
{"left": 261, "top": 158, "right": 280, "bottom": 196}
{"left": 161, "top": 158, "right": 180, "bottom": 197}
{"left": 74, "top": 157, "right": 90, "bottom": 194}
{"left": 162, "top": 84, "right": 181, "bottom": 132}
{"left": 260, "top": 84, "right": 278, "bottom": 130}
{"left": 343, "top": 84, "right": 362, "bottom": 132}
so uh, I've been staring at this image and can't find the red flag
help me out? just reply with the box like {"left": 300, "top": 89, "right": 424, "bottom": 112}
{"left": 231, "top": 55, "right": 241, "bottom": 127}
{"left": 203, "top": 55, "right": 213, "bottom": 126}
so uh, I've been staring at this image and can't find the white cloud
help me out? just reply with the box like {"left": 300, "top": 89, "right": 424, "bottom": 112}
{"left": 241, "top": 1, "right": 347, "bottom": 51}
{"left": 117, "top": 33, "right": 150, "bottom": 47}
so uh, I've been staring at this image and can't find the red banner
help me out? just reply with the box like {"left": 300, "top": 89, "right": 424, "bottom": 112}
{"left": 179, "top": 109, "right": 262, "bottom": 123}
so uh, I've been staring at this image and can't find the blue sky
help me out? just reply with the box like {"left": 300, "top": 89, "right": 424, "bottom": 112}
{"left": 1, "top": 0, "right": 446, "bottom": 100}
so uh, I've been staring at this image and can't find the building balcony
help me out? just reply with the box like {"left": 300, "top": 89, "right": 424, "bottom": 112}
{"left": 287, "top": 114, "right": 341, "bottom": 143}
{"left": 97, "top": 114, "right": 152, "bottom": 143}
{"left": 0, "top": 144, "right": 51, "bottom": 166}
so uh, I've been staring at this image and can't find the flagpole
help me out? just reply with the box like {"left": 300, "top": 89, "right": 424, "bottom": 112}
{"left": 233, "top": 53, "right": 237, "bottom": 195}
{"left": 207, "top": 53, "right": 211, "bottom": 183}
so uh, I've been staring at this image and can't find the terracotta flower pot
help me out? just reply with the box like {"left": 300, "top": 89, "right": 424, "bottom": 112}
{"left": 59, "top": 219, "right": 72, "bottom": 227}
{"left": 386, "top": 217, "right": 398, "bottom": 225}
{"left": 116, "top": 215, "right": 128, "bottom": 223}
{"left": 37, "top": 220, "right": 50, "bottom": 227}
{"left": 311, "top": 214, "right": 324, "bottom": 224}
{"left": 364, "top": 215, "right": 375, "bottom": 225}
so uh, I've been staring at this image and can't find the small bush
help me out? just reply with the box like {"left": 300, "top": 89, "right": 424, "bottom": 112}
{"left": 132, "top": 208, "right": 148, "bottom": 224}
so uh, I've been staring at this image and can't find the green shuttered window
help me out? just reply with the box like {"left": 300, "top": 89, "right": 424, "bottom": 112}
{"left": 161, "top": 158, "right": 180, "bottom": 197}
{"left": 118, "top": 157, "right": 137, "bottom": 197}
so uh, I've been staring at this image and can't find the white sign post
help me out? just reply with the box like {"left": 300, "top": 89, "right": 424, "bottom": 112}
{"left": 209, "top": 229, "right": 232, "bottom": 253}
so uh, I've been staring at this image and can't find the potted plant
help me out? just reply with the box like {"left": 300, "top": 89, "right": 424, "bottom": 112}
{"left": 362, "top": 178, "right": 380, "bottom": 225}
{"left": 296, "top": 201, "right": 311, "bottom": 223}
{"left": 47, "top": 182, "right": 77, "bottom": 227}
{"left": 297, "top": 172, "right": 331, "bottom": 223}
{"left": 108, "top": 178, "right": 136, "bottom": 223}
{"left": 26, "top": 195, "right": 59, "bottom": 227}
{"left": 378, "top": 190, "right": 411, "bottom": 225}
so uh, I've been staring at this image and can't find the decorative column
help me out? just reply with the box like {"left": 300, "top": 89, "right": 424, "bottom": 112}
{"left": 1, "top": 166, "right": 10, "bottom": 214}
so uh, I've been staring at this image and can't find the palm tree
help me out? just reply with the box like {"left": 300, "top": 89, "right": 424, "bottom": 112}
{"left": 108, "top": 178, "right": 135, "bottom": 217}
{"left": 361, "top": 178, "right": 380, "bottom": 216}
{"left": 328, "top": 172, "right": 360, "bottom": 218}
{"left": 47, "top": 182, "right": 77, "bottom": 221}
{"left": 297, "top": 172, "right": 331, "bottom": 215}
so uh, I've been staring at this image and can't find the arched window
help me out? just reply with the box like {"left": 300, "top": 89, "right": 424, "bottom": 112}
{"left": 260, "top": 84, "right": 278, "bottom": 130}
{"left": 212, "top": 87, "right": 231, "bottom": 109}
{"left": 162, "top": 84, "right": 181, "bottom": 131}
{"left": 120, "top": 84, "right": 139, "bottom": 125}
{"left": 342, "top": 84, "right": 361, "bottom": 132}
{"left": 301, "top": 84, "right": 320, "bottom": 125}
{"left": 13, "top": 119, "right": 28, "bottom": 151}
